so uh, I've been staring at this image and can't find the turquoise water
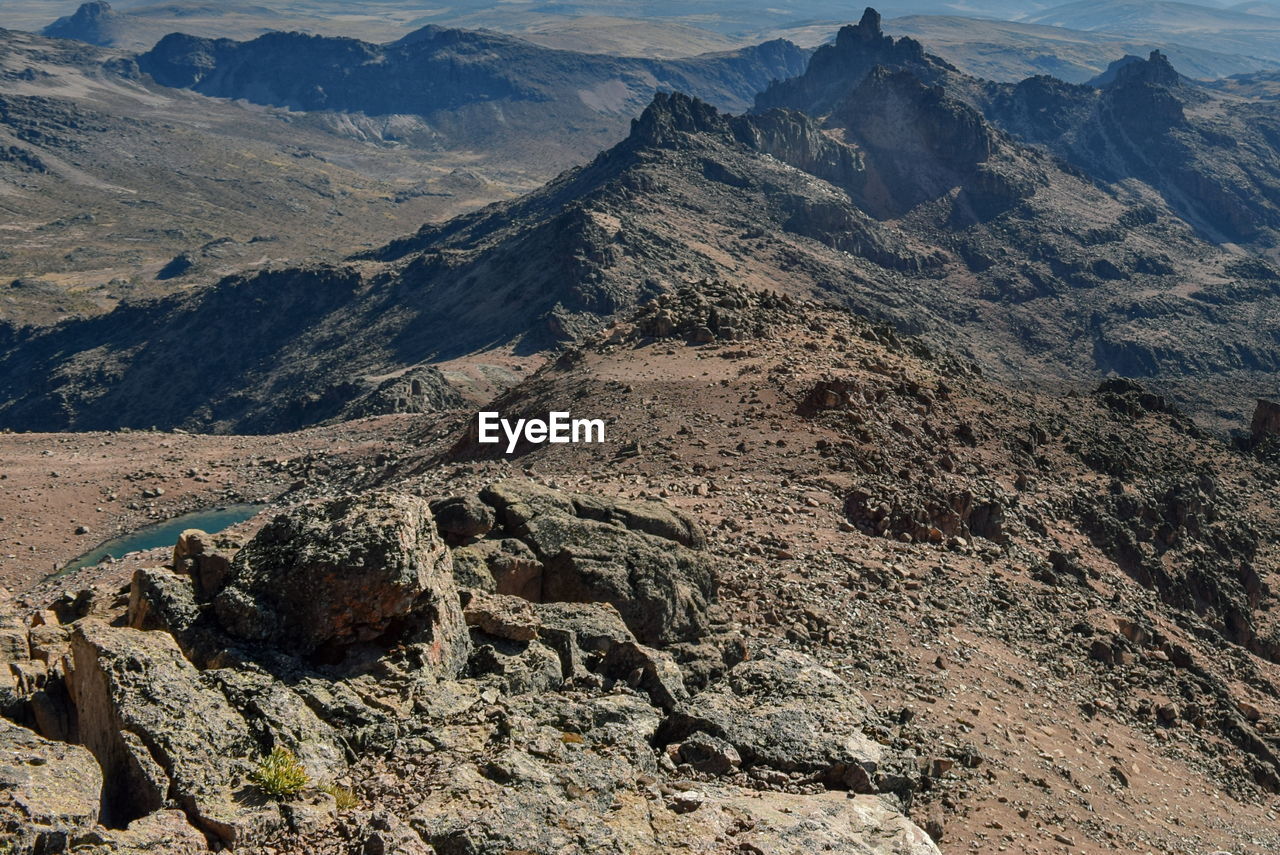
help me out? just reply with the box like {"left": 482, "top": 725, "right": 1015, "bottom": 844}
{"left": 55, "top": 504, "right": 260, "bottom": 577}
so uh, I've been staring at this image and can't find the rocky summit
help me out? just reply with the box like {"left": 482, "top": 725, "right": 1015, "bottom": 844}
{"left": 5, "top": 280, "right": 1280, "bottom": 852}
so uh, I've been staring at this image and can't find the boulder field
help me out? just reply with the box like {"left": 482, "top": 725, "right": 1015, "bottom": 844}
{"left": 0, "top": 481, "right": 939, "bottom": 854}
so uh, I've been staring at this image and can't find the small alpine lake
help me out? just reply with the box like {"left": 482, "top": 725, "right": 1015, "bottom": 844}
{"left": 54, "top": 504, "right": 261, "bottom": 578}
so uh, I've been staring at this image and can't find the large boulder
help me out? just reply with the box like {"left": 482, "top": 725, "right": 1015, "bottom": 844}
{"left": 211, "top": 493, "right": 468, "bottom": 669}
{"left": 126, "top": 567, "right": 216, "bottom": 665}
{"left": 452, "top": 537, "right": 543, "bottom": 599}
{"left": 0, "top": 717, "right": 102, "bottom": 852}
{"left": 1252, "top": 398, "right": 1280, "bottom": 443}
{"left": 429, "top": 495, "right": 494, "bottom": 544}
{"left": 172, "top": 528, "right": 238, "bottom": 600}
{"left": 473, "top": 481, "right": 716, "bottom": 645}
{"left": 664, "top": 649, "right": 886, "bottom": 790}
{"left": 66, "top": 621, "right": 278, "bottom": 845}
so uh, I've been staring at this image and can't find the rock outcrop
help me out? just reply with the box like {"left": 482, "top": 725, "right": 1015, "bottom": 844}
{"left": 41, "top": 1, "right": 123, "bottom": 47}
{"left": 664, "top": 649, "right": 890, "bottom": 791}
{"left": 0, "top": 480, "right": 943, "bottom": 852}
{"left": 1251, "top": 399, "right": 1280, "bottom": 443}
{"left": 66, "top": 621, "right": 270, "bottom": 843}
{"left": 212, "top": 493, "right": 468, "bottom": 665}
{"left": 460, "top": 480, "right": 716, "bottom": 645}
{"left": 754, "top": 7, "right": 956, "bottom": 116}
{"left": 336, "top": 366, "right": 465, "bottom": 420}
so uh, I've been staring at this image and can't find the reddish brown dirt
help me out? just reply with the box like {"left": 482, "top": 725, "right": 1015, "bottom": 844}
{"left": 7, "top": 297, "right": 1280, "bottom": 853}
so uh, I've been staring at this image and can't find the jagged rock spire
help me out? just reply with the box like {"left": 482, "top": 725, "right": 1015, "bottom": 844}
{"left": 836, "top": 7, "right": 886, "bottom": 48}
{"left": 754, "top": 6, "right": 948, "bottom": 117}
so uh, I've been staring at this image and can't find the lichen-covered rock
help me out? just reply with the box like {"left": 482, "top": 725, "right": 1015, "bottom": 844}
{"left": 172, "top": 528, "right": 237, "bottom": 600}
{"left": 657, "top": 787, "right": 942, "bottom": 855}
{"left": 212, "top": 493, "right": 468, "bottom": 670}
{"left": 570, "top": 493, "right": 706, "bottom": 549}
{"left": 127, "top": 567, "right": 204, "bottom": 651}
{"left": 664, "top": 649, "right": 885, "bottom": 789}
{"left": 406, "top": 688, "right": 937, "bottom": 855}
{"left": 66, "top": 620, "right": 278, "bottom": 845}
{"left": 74, "top": 809, "right": 208, "bottom": 854}
{"left": 474, "top": 480, "right": 716, "bottom": 645}
{"left": 532, "top": 518, "right": 713, "bottom": 645}
{"left": 534, "top": 600, "right": 636, "bottom": 660}
{"left": 207, "top": 668, "right": 348, "bottom": 784}
{"left": 463, "top": 590, "right": 540, "bottom": 642}
{"left": 0, "top": 717, "right": 102, "bottom": 852}
{"left": 451, "top": 537, "right": 542, "bottom": 598}
{"left": 409, "top": 693, "right": 665, "bottom": 854}
{"left": 429, "top": 495, "right": 494, "bottom": 544}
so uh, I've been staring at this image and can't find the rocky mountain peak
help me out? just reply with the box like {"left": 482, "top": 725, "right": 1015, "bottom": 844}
{"left": 834, "top": 7, "right": 888, "bottom": 48}
{"left": 627, "top": 91, "right": 731, "bottom": 148}
{"left": 1108, "top": 49, "right": 1183, "bottom": 91}
{"left": 42, "top": 1, "right": 121, "bottom": 46}
{"left": 72, "top": 0, "right": 111, "bottom": 20}
{"left": 834, "top": 66, "right": 994, "bottom": 168}
{"left": 1101, "top": 49, "right": 1188, "bottom": 133}
{"left": 754, "top": 7, "right": 953, "bottom": 118}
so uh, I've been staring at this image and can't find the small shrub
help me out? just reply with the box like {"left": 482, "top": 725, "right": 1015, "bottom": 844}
{"left": 322, "top": 783, "right": 359, "bottom": 810}
{"left": 251, "top": 747, "right": 309, "bottom": 798}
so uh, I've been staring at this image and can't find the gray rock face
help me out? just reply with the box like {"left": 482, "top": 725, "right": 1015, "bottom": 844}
{"left": 126, "top": 567, "right": 206, "bottom": 658}
{"left": 172, "top": 528, "right": 236, "bottom": 601}
{"left": 665, "top": 649, "right": 886, "bottom": 789}
{"left": 42, "top": 1, "right": 122, "bottom": 47}
{"left": 678, "top": 788, "right": 941, "bottom": 855}
{"left": 754, "top": 7, "right": 951, "bottom": 117}
{"left": 452, "top": 537, "right": 541, "bottom": 598}
{"left": 73, "top": 809, "right": 208, "bottom": 854}
{"left": 407, "top": 688, "right": 938, "bottom": 855}
{"left": 430, "top": 495, "right": 494, "bottom": 544}
{"left": 0, "top": 717, "right": 102, "bottom": 852}
{"left": 212, "top": 493, "right": 469, "bottom": 669}
{"left": 1251, "top": 399, "right": 1280, "bottom": 443}
{"left": 473, "top": 480, "right": 716, "bottom": 646}
{"left": 66, "top": 621, "right": 274, "bottom": 844}
{"left": 207, "top": 668, "right": 347, "bottom": 784}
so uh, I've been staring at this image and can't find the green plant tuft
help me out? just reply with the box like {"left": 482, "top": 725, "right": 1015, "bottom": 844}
{"left": 251, "top": 746, "right": 309, "bottom": 798}
{"left": 322, "top": 783, "right": 359, "bottom": 810}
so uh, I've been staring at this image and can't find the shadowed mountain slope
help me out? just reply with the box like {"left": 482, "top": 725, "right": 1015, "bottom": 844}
{"left": 2, "top": 76, "right": 1277, "bottom": 433}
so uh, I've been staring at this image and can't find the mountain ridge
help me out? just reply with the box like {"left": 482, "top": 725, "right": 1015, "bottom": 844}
{"left": 4, "top": 9, "right": 1280, "bottom": 435}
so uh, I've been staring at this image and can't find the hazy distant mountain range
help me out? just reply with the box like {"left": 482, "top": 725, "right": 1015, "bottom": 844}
{"left": 17, "top": 0, "right": 1280, "bottom": 84}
